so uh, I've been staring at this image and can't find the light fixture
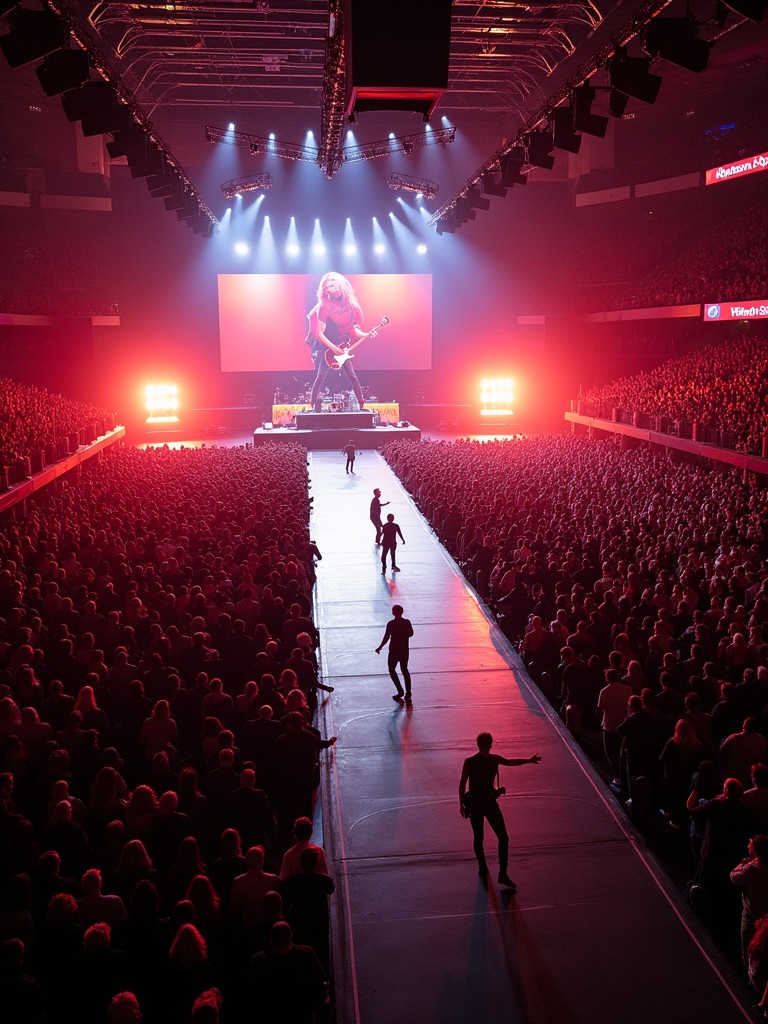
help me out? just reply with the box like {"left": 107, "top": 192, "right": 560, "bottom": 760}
{"left": 388, "top": 172, "right": 439, "bottom": 200}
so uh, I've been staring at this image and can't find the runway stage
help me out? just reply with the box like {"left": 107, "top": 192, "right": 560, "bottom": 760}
{"left": 309, "top": 449, "right": 754, "bottom": 1024}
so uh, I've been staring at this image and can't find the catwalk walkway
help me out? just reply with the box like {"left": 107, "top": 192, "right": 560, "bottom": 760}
{"left": 309, "top": 448, "right": 756, "bottom": 1024}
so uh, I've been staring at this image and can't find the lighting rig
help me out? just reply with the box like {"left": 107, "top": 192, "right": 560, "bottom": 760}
{"left": 388, "top": 173, "right": 439, "bottom": 201}
{"left": 429, "top": 0, "right": 678, "bottom": 234}
{"left": 221, "top": 173, "right": 273, "bottom": 200}
{"left": 8, "top": 0, "right": 220, "bottom": 236}
{"left": 206, "top": 124, "right": 455, "bottom": 167}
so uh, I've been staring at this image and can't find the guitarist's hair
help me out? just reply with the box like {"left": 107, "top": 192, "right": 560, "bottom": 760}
{"left": 317, "top": 271, "right": 357, "bottom": 307}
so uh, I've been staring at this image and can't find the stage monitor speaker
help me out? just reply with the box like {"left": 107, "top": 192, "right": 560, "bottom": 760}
{"left": 644, "top": 17, "right": 711, "bottom": 72}
{"left": 552, "top": 106, "right": 581, "bottom": 154}
{"left": 609, "top": 55, "right": 662, "bottom": 104}
{"left": 36, "top": 49, "right": 90, "bottom": 96}
{"left": 0, "top": 9, "right": 68, "bottom": 68}
{"left": 344, "top": 0, "right": 452, "bottom": 119}
{"left": 719, "top": 0, "right": 766, "bottom": 20}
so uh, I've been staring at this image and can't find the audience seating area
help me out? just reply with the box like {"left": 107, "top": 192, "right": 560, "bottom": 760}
{"left": 0, "top": 428, "right": 331, "bottom": 1024}
{"left": 576, "top": 333, "right": 768, "bottom": 454}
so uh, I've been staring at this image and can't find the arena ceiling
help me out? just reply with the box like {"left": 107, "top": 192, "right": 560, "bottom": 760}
{"left": 47, "top": 0, "right": 768, "bottom": 155}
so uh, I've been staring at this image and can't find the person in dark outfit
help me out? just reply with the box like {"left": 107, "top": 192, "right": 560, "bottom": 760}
{"left": 459, "top": 732, "right": 541, "bottom": 890}
{"left": 379, "top": 514, "right": 404, "bottom": 573}
{"left": 375, "top": 604, "right": 414, "bottom": 705}
{"left": 369, "top": 488, "right": 389, "bottom": 544}
{"left": 341, "top": 440, "right": 359, "bottom": 474}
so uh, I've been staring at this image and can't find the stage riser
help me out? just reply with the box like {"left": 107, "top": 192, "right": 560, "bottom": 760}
{"left": 295, "top": 411, "right": 373, "bottom": 429}
{"left": 252, "top": 426, "right": 421, "bottom": 450}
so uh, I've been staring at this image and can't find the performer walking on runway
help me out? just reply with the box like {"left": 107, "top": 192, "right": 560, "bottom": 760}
{"left": 375, "top": 604, "right": 414, "bottom": 705}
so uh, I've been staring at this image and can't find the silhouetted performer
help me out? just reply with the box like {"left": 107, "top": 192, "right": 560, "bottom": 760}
{"left": 459, "top": 732, "right": 541, "bottom": 889}
{"left": 370, "top": 488, "right": 389, "bottom": 544}
{"left": 342, "top": 440, "right": 358, "bottom": 474}
{"left": 380, "top": 513, "right": 404, "bottom": 573}
{"left": 375, "top": 604, "right": 414, "bottom": 705}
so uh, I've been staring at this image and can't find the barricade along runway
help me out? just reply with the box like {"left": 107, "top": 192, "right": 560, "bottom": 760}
{"left": 309, "top": 448, "right": 754, "bottom": 1024}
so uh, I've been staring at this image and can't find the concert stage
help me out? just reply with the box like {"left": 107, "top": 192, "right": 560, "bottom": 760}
{"left": 252, "top": 413, "right": 420, "bottom": 449}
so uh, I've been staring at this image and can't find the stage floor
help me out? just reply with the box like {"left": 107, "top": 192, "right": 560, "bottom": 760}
{"left": 252, "top": 424, "right": 421, "bottom": 449}
{"left": 309, "top": 449, "right": 754, "bottom": 1024}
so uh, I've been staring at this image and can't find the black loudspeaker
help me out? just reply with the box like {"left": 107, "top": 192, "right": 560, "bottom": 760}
{"left": 82, "top": 103, "right": 131, "bottom": 137}
{"left": 609, "top": 55, "right": 662, "bottom": 105}
{"left": 0, "top": 9, "right": 68, "bottom": 68}
{"left": 62, "top": 81, "right": 115, "bottom": 122}
{"left": 719, "top": 0, "right": 766, "bottom": 21}
{"left": 499, "top": 150, "right": 527, "bottom": 186}
{"left": 644, "top": 18, "right": 711, "bottom": 73}
{"left": 36, "top": 49, "right": 90, "bottom": 96}
{"left": 344, "top": 0, "right": 452, "bottom": 119}
{"left": 526, "top": 131, "right": 555, "bottom": 170}
{"left": 572, "top": 85, "right": 609, "bottom": 138}
{"left": 106, "top": 125, "right": 145, "bottom": 159}
{"left": 552, "top": 106, "right": 581, "bottom": 154}
{"left": 608, "top": 88, "right": 629, "bottom": 118}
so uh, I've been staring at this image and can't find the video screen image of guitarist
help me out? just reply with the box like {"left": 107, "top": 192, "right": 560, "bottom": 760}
{"left": 307, "top": 272, "right": 388, "bottom": 412}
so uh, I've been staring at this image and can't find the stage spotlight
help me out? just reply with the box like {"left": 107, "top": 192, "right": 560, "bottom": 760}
{"left": 374, "top": 243, "right": 386, "bottom": 254}
{"left": 144, "top": 384, "right": 180, "bottom": 424}
{"left": 416, "top": 243, "right": 427, "bottom": 254}
{"left": 552, "top": 106, "right": 581, "bottom": 154}
{"left": 36, "top": 49, "right": 90, "bottom": 97}
{"left": 228, "top": 122, "right": 235, "bottom": 129}
{"left": 234, "top": 242, "right": 249, "bottom": 256}
{"left": 525, "top": 131, "right": 555, "bottom": 170}
{"left": 644, "top": 17, "right": 711, "bottom": 73}
{"left": 572, "top": 85, "right": 609, "bottom": 138}
{"left": 0, "top": 9, "right": 67, "bottom": 68}
{"left": 313, "top": 244, "right": 326, "bottom": 256}
{"left": 286, "top": 243, "right": 300, "bottom": 256}
{"left": 608, "top": 53, "right": 662, "bottom": 104}
{"left": 480, "top": 377, "right": 515, "bottom": 417}
{"left": 344, "top": 244, "right": 357, "bottom": 255}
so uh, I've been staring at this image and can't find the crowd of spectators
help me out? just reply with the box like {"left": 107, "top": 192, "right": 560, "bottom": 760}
{"left": 518, "top": 189, "right": 768, "bottom": 316}
{"left": 0, "top": 436, "right": 334, "bottom": 1023}
{"left": 382, "top": 430, "right": 768, "bottom": 971}
{"left": 578, "top": 333, "right": 768, "bottom": 454}
{"left": 0, "top": 378, "right": 115, "bottom": 472}
{"left": 0, "top": 213, "right": 118, "bottom": 317}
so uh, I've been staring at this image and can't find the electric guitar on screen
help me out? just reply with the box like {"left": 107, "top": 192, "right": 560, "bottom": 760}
{"left": 324, "top": 315, "right": 390, "bottom": 370}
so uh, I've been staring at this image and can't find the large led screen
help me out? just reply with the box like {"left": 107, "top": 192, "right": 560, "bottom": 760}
{"left": 218, "top": 273, "right": 432, "bottom": 372}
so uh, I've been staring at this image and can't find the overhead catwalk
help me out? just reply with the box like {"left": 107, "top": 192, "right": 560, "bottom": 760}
{"left": 310, "top": 448, "right": 753, "bottom": 1024}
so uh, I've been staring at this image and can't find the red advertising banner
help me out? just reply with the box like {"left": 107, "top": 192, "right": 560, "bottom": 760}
{"left": 703, "top": 300, "right": 768, "bottom": 322}
{"left": 705, "top": 150, "right": 768, "bottom": 186}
